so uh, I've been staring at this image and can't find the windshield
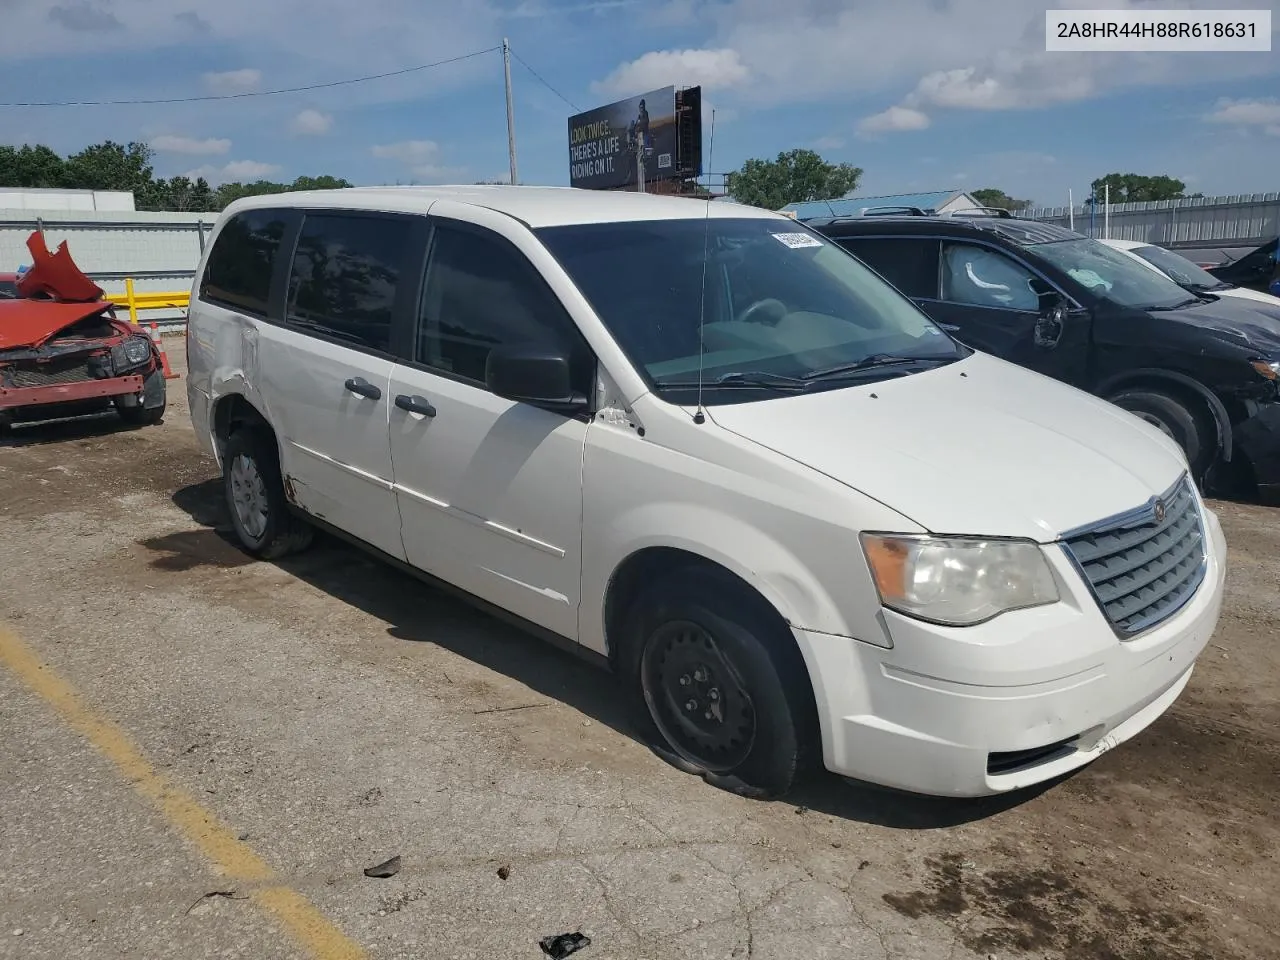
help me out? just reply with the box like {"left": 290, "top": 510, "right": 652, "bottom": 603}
{"left": 1127, "top": 244, "right": 1226, "bottom": 290}
{"left": 535, "top": 217, "right": 961, "bottom": 403}
{"left": 1033, "top": 237, "right": 1196, "bottom": 310}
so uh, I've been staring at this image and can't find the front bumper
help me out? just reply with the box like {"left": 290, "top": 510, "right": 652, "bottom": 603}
{"left": 1235, "top": 400, "right": 1280, "bottom": 505}
{"left": 795, "top": 507, "right": 1227, "bottom": 797}
{"left": 0, "top": 373, "right": 145, "bottom": 411}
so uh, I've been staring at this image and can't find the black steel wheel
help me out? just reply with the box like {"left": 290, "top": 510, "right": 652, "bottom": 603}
{"left": 621, "top": 567, "right": 818, "bottom": 798}
{"left": 640, "top": 620, "right": 756, "bottom": 774}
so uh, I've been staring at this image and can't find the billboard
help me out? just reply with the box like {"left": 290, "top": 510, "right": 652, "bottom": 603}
{"left": 568, "top": 86, "right": 678, "bottom": 190}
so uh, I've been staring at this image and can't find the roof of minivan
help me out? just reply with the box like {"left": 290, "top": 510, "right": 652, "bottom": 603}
{"left": 223, "top": 185, "right": 784, "bottom": 229}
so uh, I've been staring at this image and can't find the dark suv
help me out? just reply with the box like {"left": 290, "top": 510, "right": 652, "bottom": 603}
{"left": 808, "top": 208, "right": 1280, "bottom": 504}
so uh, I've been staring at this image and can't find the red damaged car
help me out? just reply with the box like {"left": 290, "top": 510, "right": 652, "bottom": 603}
{"left": 0, "top": 232, "right": 166, "bottom": 432}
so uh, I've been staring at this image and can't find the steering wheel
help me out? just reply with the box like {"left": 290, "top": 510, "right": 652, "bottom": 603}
{"left": 737, "top": 298, "right": 788, "bottom": 325}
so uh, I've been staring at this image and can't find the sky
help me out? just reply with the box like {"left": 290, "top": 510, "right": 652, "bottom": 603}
{"left": 1, "top": 0, "right": 1278, "bottom": 207}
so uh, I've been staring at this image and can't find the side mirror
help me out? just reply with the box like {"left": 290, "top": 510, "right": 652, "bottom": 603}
{"left": 1033, "top": 296, "right": 1068, "bottom": 349}
{"left": 485, "top": 345, "right": 588, "bottom": 413}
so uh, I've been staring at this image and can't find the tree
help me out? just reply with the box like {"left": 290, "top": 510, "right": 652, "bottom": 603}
{"left": 0, "top": 144, "right": 67, "bottom": 188}
{"left": 0, "top": 139, "right": 351, "bottom": 212}
{"left": 726, "top": 149, "right": 862, "bottom": 210}
{"left": 970, "top": 187, "right": 1032, "bottom": 212}
{"left": 63, "top": 140, "right": 156, "bottom": 194}
{"left": 1089, "top": 173, "right": 1188, "bottom": 204}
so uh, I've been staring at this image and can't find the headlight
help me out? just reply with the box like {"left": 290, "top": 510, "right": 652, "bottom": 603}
{"left": 1250, "top": 359, "right": 1279, "bottom": 381}
{"left": 861, "top": 534, "right": 1060, "bottom": 626}
{"left": 122, "top": 335, "right": 152, "bottom": 365}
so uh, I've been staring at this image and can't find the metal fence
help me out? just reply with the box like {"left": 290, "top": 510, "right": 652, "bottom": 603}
{"left": 0, "top": 209, "right": 210, "bottom": 324}
{"left": 1024, "top": 192, "right": 1280, "bottom": 251}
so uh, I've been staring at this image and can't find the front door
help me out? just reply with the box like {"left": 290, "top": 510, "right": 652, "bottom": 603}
{"left": 388, "top": 217, "right": 594, "bottom": 640}
{"left": 261, "top": 210, "right": 418, "bottom": 560}
{"left": 924, "top": 240, "right": 1092, "bottom": 387}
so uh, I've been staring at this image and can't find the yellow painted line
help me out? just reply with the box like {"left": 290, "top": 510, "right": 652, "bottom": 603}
{"left": 0, "top": 625, "right": 366, "bottom": 960}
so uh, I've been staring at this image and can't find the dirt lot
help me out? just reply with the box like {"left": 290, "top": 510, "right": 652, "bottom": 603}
{"left": 1, "top": 337, "right": 1277, "bottom": 960}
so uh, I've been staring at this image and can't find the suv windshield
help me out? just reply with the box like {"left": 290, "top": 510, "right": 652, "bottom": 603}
{"left": 1128, "top": 244, "right": 1229, "bottom": 291}
{"left": 535, "top": 217, "right": 961, "bottom": 403}
{"left": 1033, "top": 237, "right": 1196, "bottom": 310}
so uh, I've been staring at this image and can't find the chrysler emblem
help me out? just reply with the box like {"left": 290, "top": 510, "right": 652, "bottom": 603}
{"left": 1153, "top": 500, "right": 1167, "bottom": 523}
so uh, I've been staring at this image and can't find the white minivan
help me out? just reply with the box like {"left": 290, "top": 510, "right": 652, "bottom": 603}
{"left": 186, "top": 186, "right": 1227, "bottom": 799}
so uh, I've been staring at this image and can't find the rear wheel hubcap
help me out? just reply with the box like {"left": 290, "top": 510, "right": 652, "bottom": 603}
{"left": 229, "top": 453, "right": 269, "bottom": 541}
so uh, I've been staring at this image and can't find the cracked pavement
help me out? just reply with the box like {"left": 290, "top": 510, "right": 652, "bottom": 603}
{"left": 1, "top": 340, "right": 1277, "bottom": 960}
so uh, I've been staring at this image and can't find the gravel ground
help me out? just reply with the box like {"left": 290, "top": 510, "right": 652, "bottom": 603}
{"left": 0, "top": 337, "right": 1277, "bottom": 960}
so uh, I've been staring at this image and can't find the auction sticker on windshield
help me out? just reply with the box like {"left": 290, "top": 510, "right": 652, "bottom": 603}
{"left": 772, "top": 232, "right": 824, "bottom": 249}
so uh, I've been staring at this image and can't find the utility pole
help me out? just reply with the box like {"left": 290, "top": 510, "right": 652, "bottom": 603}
{"left": 503, "top": 38, "right": 518, "bottom": 185}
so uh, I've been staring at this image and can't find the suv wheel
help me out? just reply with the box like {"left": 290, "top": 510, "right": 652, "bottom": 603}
{"left": 623, "top": 569, "right": 816, "bottom": 799}
{"left": 223, "top": 428, "right": 313, "bottom": 559}
{"left": 1110, "top": 387, "right": 1214, "bottom": 480}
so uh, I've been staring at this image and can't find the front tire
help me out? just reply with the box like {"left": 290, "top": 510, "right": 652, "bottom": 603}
{"left": 1109, "top": 387, "right": 1214, "bottom": 481}
{"left": 115, "top": 397, "right": 165, "bottom": 426}
{"left": 622, "top": 569, "right": 817, "bottom": 799}
{"left": 223, "top": 428, "right": 313, "bottom": 559}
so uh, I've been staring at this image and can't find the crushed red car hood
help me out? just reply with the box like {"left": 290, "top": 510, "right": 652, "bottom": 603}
{"left": 0, "top": 299, "right": 115, "bottom": 350}
{"left": 1, "top": 230, "right": 115, "bottom": 349}
{"left": 16, "top": 232, "right": 104, "bottom": 302}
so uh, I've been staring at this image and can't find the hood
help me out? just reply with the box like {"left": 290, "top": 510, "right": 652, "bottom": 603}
{"left": 0, "top": 299, "right": 115, "bottom": 350}
{"left": 1166, "top": 296, "right": 1280, "bottom": 357}
{"left": 1218, "top": 285, "right": 1280, "bottom": 309}
{"left": 707, "top": 352, "right": 1186, "bottom": 542}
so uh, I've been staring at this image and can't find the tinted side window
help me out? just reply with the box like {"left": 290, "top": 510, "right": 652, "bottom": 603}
{"left": 838, "top": 237, "right": 939, "bottom": 300}
{"left": 285, "top": 213, "right": 411, "bottom": 353}
{"left": 200, "top": 209, "right": 288, "bottom": 315}
{"left": 418, "top": 224, "right": 591, "bottom": 391}
{"left": 941, "top": 242, "right": 1040, "bottom": 312}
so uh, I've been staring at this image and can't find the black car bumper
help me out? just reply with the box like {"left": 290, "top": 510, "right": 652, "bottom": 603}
{"left": 1236, "top": 400, "right": 1280, "bottom": 506}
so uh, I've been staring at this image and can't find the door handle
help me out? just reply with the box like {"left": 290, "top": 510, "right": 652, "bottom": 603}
{"left": 344, "top": 377, "right": 382, "bottom": 400}
{"left": 936, "top": 322, "right": 961, "bottom": 332}
{"left": 395, "top": 394, "right": 436, "bottom": 417}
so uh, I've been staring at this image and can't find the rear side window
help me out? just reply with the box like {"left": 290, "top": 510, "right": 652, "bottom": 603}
{"left": 838, "top": 237, "right": 939, "bottom": 299}
{"left": 285, "top": 213, "right": 413, "bottom": 354}
{"left": 201, "top": 209, "right": 289, "bottom": 316}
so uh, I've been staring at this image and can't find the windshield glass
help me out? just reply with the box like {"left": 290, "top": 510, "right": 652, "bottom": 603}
{"left": 535, "top": 217, "right": 961, "bottom": 402}
{"left": 1128, "top": 244, "right": 1226, "bottom": 290}
{"left": 1033, "top": 237, "right": 1194, "bottom": 309}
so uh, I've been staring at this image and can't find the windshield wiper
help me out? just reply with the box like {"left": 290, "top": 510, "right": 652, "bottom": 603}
{"left": 654, "top": 371, "right": 809, "bottom": 392}
{"left": 1148, "top": 298, "right": 1204, "bottom": 311}
{"left": 800, "top": 354, "right": 953, "bottom": 381}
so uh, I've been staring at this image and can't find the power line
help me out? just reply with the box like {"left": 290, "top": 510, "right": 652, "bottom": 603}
{"left": 509, "top": 49, "right": 580, "bottom": 113}
{"left": 0, "top": 47, "right": 501, "bottom": 107}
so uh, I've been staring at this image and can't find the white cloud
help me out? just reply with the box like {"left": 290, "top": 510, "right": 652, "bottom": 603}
{"left": 811, "top": 136, "right": 845, "bottom": 151}
{"left": 370, "top": 141, "right": 466, "bottom": 182}
{"left": 182, "top": 160, "right": 280, "bottom": 184}
{"left": 202, "top": 68, "right": 261, "bottom": 95}
{"left": 593, "top": 48, "right": 748, "bottom": 97}
{"left": 508, "top": 0, "right": 638, "bottom": 16}
{"left": 857, "top": 105, "right": 930, "bottom": 135}
{"left": 290, "top": 109, "right": 333, "bottom": 135}
{"left": 1204, "top": 97, "right": 1280, "bottom": 135}
{"left": 223, "top": 159, "right": 280, "bottom": 179}
{"left": 372, "top": 140, "right": 441, "bottom": 165}
{"left": 150, "top": 134, "right": 231, "bottom": 155}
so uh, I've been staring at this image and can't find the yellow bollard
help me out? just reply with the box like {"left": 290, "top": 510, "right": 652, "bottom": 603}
{"left": 124, "top": 277, "right": 139, "bottom": 325}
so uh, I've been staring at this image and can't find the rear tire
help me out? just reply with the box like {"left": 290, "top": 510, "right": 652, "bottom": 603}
{"left": 223, "top": 427, "right": 313, "bottom": 559}
{"left": 1109, "top": 387, "right": 1214, "bottom": 480}
{"left": 620, "top": 568, "right": 817, "bottom": 799}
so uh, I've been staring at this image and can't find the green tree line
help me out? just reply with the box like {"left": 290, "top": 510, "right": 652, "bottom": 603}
{"left": 0, "top": 140, "right": 351, "bottom": 212}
